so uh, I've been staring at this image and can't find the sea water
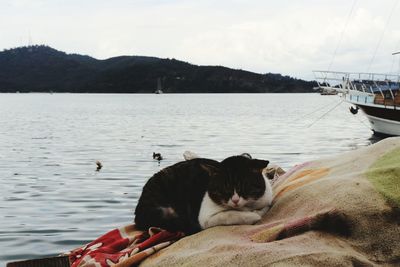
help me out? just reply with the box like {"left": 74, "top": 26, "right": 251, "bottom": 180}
{"left": 0, "top": 93, "right": 379, "bottom": 264}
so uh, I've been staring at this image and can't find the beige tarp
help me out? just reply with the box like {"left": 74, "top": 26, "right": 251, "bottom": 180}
{"left": 142, "top": 137, "right": 400, "bottom": 266}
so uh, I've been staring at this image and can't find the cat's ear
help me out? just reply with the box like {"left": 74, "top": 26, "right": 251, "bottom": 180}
{"left": 251, "top": 159, "right": 269, "bottom": 172}
{"left": 199, "top": 163, "right": 221, "bottom": 176}
{"left": 240, "top": 153, "right": 252, "bottom": 159}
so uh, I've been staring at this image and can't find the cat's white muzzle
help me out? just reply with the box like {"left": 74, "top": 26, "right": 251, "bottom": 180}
{"left": 226, "top": 197, "right": 247, "bottom": 209}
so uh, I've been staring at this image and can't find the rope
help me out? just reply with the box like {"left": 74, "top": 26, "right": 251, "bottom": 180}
{"left": 366, "top": 0, "right": 399, "bottom": 73}
{"left": 306, "top": 99, "right": 344, "bottom": 128}
{"left": 338, "top": 101, "right": 372, "bottom": 130}
{"left": 305, "top": 100, "right": 372, "bottom": 131}
{"left": 327, "top": 0, "right": 358, "bottom": 72}
{"left": 340, "top": 101, "right": 372, "bottom": 130}
{"left": 290, "top": 97, "right": 341, "bottom": 123}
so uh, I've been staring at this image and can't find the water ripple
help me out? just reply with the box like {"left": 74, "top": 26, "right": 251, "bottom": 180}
{"left": 0, "top": 93, "right": 380, "bottom": 265}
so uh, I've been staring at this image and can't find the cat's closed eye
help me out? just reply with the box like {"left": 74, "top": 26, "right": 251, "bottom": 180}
{"left": 250, "top": 189, "right": 262, "bottom": 194}
{"left": 248, "top": 187, "right": 264, "bottom": 196}
{"left": 210, "top": 191, "right": 224, "bottom": 198}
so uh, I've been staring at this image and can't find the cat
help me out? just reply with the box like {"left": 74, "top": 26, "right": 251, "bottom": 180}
{"left": 134, "top": 154, "right": 272, "bottom": 234}
{"left": 198, "top": 155, "right": 273, "bottom": 229}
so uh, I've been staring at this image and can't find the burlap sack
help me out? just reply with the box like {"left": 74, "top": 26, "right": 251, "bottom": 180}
{"left": 142, "top": 137, "right": 400, "bottom": 266}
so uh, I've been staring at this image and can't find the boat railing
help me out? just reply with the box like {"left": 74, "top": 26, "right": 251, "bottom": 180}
{"left": 313, "top": 70, "right": 400, "bottom": 82}
{"left": 313, "top": 70, "right": 400, "bottom": 106}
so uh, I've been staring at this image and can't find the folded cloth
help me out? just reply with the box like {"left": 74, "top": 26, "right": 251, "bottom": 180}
{"left": 66, "top": 225, "right": 184, "bottom": 267}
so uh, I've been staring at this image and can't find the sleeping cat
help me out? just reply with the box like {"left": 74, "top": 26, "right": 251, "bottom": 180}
{"left": 134, "top": 155, "right": 272, "bottom": 234}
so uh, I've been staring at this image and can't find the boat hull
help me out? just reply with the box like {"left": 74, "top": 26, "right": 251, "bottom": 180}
{"left": 357, "top": 104, "right": 400, "bottom": 136}
{"left": 357, "top": 104, "right": 400, "bottom": 122}
{"left": 364, "top": 115, "right": 400, "bottom": 136}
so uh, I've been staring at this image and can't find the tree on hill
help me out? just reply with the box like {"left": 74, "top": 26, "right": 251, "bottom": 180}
{"left": 0, "top": 45, "right": 317, "bottom": 93}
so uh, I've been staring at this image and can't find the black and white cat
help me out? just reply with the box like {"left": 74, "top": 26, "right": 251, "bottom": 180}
{"left": 134, "top": 155, "right": 272, "bottom": 234}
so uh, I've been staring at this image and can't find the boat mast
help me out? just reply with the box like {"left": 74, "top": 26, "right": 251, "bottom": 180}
{"left": 393, "top": 52, "right": 400, "bottom": 83}
{"left": 157, "top": 77, "right": 162, "bottom": 91}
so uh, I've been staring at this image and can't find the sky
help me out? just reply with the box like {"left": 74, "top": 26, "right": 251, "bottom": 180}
{"left": 1, "top": 0, "right": 400, "bottom": 80}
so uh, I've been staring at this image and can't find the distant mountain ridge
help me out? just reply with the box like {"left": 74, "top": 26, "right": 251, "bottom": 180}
{"left": 0, "top": 45, "right": 316, "bottom": 93}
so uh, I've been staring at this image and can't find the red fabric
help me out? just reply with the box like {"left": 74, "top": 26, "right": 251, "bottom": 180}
{"left": 67, "top": 224, "right": 184, "bottom": 267}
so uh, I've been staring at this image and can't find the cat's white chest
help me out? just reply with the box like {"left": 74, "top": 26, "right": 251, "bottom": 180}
{"left": 198, "top": 192, "right": 268, "bottom": 229}
{"left": 198, "top": 177, "right": 273, "bottom": 229}
{"left": 198, "top": 193, "right": 225, "bottom": 229}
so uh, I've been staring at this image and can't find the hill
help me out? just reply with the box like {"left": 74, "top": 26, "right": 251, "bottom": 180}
{"left": 0, "top": 45, "right": 316, "bottom": 93}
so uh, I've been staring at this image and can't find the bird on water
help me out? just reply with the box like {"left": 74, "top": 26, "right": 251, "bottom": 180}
{"left": 153, "top": 152, "right": 163, "bottom": 161}
{"left": 96, "top": 160, "right": 103, "bottom": 171}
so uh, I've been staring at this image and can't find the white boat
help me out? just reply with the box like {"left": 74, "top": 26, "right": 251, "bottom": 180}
{"left": 313, "top": 70, "right": 400, "bottom": 136}
{"left": 155, "top": 77, "right": 163, "bottom": 94}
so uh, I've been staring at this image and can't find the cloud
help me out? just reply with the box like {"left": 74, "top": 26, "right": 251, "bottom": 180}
{"left": 1, "top": 0, "right": 400, "bottom": 80}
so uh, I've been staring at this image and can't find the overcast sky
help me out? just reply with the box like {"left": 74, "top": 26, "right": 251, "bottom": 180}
{"left": 1, "top": 0, "right": 400, "bottom": 80}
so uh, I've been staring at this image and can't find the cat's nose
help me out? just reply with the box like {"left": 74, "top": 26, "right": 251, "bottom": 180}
{"left": 232, "top": 195, "right": 240, "bottom": 205}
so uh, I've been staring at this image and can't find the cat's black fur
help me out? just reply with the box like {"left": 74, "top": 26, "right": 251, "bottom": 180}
{"left": 134, "top": 158, "right": 218, "bottom": 234}
{"left": 134, "top": 156, "right": 269, "bottom": 234}
{"left": 208, "top": 156, "right": 269, "bottom": 205}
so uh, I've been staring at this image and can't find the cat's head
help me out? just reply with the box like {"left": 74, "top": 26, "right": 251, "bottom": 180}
{"left": 204, "top": 155, "right": 271, "bottom": 210}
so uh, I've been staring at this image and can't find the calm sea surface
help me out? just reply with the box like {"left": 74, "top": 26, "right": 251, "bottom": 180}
{"left": 0, "top": 93, "right": 380, "bottom": 264}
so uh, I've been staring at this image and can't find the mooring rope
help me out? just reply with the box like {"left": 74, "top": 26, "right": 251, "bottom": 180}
{"left": 327, "top": 0, "right": 358, "bottom": 72}
{"left": 306, "top": 99, "right": 345, "bottom": 128}
{"left": 290, "top": 97, "right": 342, "bottom": 123}
{"left": 338, "top": 101, "right": 372, "bottom": 130}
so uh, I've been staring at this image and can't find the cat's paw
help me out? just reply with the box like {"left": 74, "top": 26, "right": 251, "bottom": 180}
{"left": 253, "top": 205, "right": 271, "bottom": 217}
{"left": 202, "top": 211, "right": 262, "bottom": 228}
{"left": 244, "top": 212, "right": 262, "bottom": 225}
{"left": 183, "top": 151, "right": 199, "bottom": 160}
